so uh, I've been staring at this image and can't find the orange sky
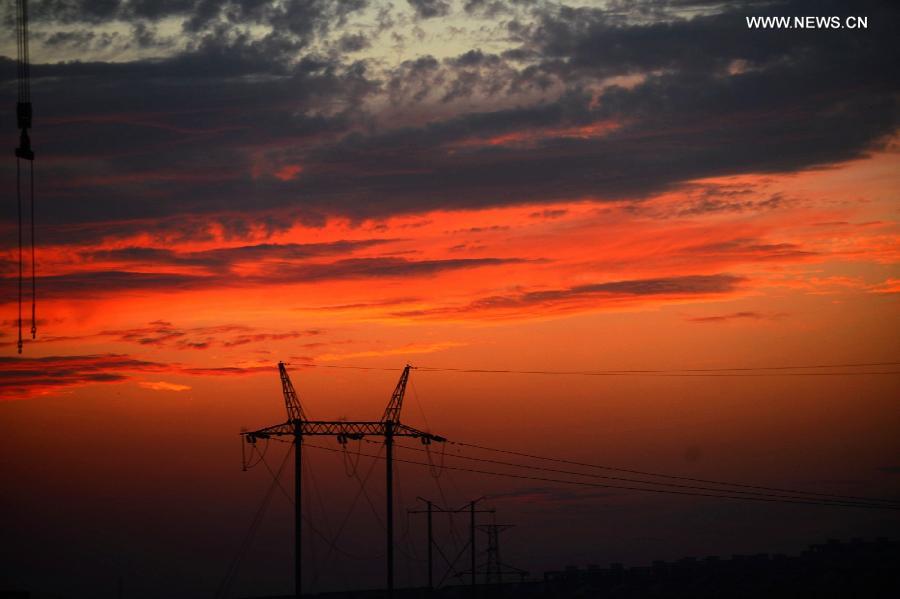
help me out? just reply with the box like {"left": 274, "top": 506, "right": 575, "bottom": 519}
{"left": 2, "top": 149, "right": 897, "bottom": 400}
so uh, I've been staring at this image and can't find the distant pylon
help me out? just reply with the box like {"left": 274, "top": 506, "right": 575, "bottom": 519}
{"left": 477, "top": 520, "right": 528, "bottom": 585}
{"left": 408, "top": 496, "right": 494, "bottom": 590}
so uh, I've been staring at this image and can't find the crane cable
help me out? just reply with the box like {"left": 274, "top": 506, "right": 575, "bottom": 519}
{"left": 13, "top": 158, "right": 35, "bottom": 354}
{"left": 30, "top": 159, "right": 35, "bottom": 340}
{"left": 14, "top": 0, "right": 36, "bottom": 354}
{"left": 16, "top": 159, "right": 22, "bottom": 352}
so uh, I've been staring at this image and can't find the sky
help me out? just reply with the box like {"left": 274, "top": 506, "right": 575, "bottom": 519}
{"left": 0, "top": 0, "right": 898, "bottom": 597}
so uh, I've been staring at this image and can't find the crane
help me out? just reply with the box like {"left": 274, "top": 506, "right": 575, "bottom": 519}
{"left": 13, "top": 0, "right": 36, "bottom": 353}
{"left": 243, "top": 362, "right": 445, "bottom": 598}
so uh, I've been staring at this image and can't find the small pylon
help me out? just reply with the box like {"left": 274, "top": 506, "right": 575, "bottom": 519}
{"left": 477, "top": 520, "right": 528, "bottom": 585}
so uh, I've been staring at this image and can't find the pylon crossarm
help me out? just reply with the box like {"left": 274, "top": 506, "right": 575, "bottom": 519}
{"left": 243, "top": 420, "right": 447, "bottom": 443}
{"left": 301, "top": 421, "right": 386, "bottom": 436}
{"left": 394, "top": 423, "right": 446, "bottom": 442}
{"left": 243, "top": 421, "right": 294, "bottom": 441}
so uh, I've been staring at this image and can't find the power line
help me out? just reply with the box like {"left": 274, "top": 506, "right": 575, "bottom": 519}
{"left": 421, "top": 361, "right": 900, "bottom": 373}
{"left": 446, "top": 440, "right": 900, "bottom": 506}
{"left": 216, "top": 442, "right": 293, "bottom": 599}
{"left": 298, "top": 443, "right": 900, "bottom": 511}
{"left": 291, "top": 362, "right": 900, "bottom": 377}
{"left": 267, "top": 437, "right": 387, "bottom": 564}
{"left": 384, "top": 440, "right": 900, "bottom": 508}
{"left": 268, "top": 365, "right": 899, "bottom": 508}
{"left": 291, "top": 364, "right": 403, "bottom": 372}
{"left": 277, "top": 363, "right": 899, "bottom": 505}
{"left": 416, "top": 366, "right": 900, "bottom": 377}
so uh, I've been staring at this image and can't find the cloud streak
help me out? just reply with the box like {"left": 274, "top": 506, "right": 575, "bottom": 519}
{"left": 0, "top": 353, "right": 283, "bottom": 399}
{"left": 139, "top": 381, "right": 191, "bottom": 392}
{"left": 0, "top": 354, "right": 170, "bottom": 399}
{"left": 0, "top": 256, "right": 526, "bottom": 302}
{"left": 394, "top": 274, "right": 746, "bottom": 319}
{"left": 686, "top": 311, "right": 786, "bottom": 324}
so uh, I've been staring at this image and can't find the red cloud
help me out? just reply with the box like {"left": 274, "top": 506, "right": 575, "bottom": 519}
{"left": 0, "top": 354, "right": 170, "bottom": 400}
{"left": 0, "top": 354, "right": 281, "bottom": 400}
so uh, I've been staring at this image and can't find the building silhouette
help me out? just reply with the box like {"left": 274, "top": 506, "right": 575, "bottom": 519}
{"left": 230, "top": 537, "right": 899, "bottom": 598}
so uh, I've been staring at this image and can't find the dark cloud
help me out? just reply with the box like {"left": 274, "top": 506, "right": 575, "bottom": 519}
{"left": 179, "top": 364, "right": 274, "bottom": 376}
{"left": 407, "top": 0, "right": 451, "bottom": 19}
{"left": 257, "top": 256, "right": 527, "bottom": 285}
{"left": 80, "top": 240, "right": 394, "bottom": 272}
{"left": 0, "top": 41, "right": 376, "bottom": 236}
{"left": 129, "top": 0, "right": 198, "bottom": 21}
{"left": 221, "top": 330, "right": 323, "bottom": 348}
{"left": 42, "top": 29, "right": 104, "bottom": 49}
{"left": 463, "top": 0, "right": 513, "bottom": 18}
{"left": 102, "top": 320, "right": 193, "bottom": 346}
{"left": 26, "top": 0, "right": 126, "bottom": 24}
{"left": 337, "top": 32, "right": 371, "bottom": 53}
{"left": 680, "top": 239, "right": 815, "bottom": 262}
{"left": 9, "top": 271, "right": 203, "bottom": 301}
{"left": 528, "top": 0, "right": 893, "bottom": 77}
{"left": 3, "top": 319, "right": 326, "bottom": 350}
{"left": 98, "top": 321, "right": 283, "bottom": 350}
{"left": 686, "top": 311, "right": 785, "bottom": 324}
{"left": 0, "top": 0, "right": 894, "bottom": 247}
{"left": 0, "top": 351, "right": 283, "bottom": 398}
{"left": 27, "top": 0, "right": 368, "bottom": 42}
{"left": 0, "top": 353, "right": 169, "bottom": 399}
{"left": 518, "top": 273, "right": 744, "bottom": 301}
{"left": 670, "top": 194, "right": 790, "bottom": 218}
{"left": 261, "top": 0, "right": 368, "bottom": 41}
{"left": 131, "top": 22, "right": 175, "bottom": 50}
{"left": 0, "top": 257, "right": 524, "bottom": 301}
{"left": 24, "top": 211, "right": 326, "bottom": 248}
{"left": 395, "top": 274, "right": 745, "bottom": 317}
{"left": 311, "top": 297, "right": 421, "bottom": 311}
{"left": 529, "top": 208, "right": 568, "bottom": 219}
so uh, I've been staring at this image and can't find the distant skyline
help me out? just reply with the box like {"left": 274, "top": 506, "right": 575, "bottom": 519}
{"left": 1, "top": 1, "right": 898, "bottom": 597}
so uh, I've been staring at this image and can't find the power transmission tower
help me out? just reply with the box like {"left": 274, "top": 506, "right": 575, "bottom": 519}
{"left": 477, "top": 522, "right": 528, "bottom": 585}
{"left": 408, "top": 496, "right": 494, "bottom": 591}
{"left": 242, "top": 362, "right": 445, "bottom": 598}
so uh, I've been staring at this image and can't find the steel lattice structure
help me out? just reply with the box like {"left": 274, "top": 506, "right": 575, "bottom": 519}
{"left": 242, "top": 362, "right": 445, "bottom": 598}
